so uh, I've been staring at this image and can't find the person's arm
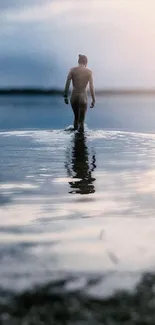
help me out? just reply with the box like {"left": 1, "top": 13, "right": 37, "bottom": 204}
{"left": 89, "top": 71, "right": 95, "bottom": 108}
{"left": 64, "top": 69, "right": 72, "bottom": 104}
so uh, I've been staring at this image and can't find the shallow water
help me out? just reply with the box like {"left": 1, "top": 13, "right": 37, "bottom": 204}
{"left": 1, "top": 95, "right": 155, "bottom": 300}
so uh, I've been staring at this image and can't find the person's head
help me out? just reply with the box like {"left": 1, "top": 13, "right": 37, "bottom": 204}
{"left": 78, "top": 54, "right": 88, "bottom": 66}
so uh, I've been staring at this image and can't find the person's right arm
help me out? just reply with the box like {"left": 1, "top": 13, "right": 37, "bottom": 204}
{"left": 89, "top": 71, "right": 95, "bottom": 108}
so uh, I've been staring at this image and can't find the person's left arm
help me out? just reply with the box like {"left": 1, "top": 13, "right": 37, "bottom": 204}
{"left": 64, "top": 69, "right": 72, "bottom": 104}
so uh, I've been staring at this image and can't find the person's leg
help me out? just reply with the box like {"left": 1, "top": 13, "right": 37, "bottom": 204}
{"left": 74, "top": 115, "right": 78, "bottom": 130}
{"left": 78, "top": 104, "right": 87, "bottom": 132}
{"left": 71, "top": 97, "right": 79, "bottom": 130}
{"left": 71, "top": 106, "right": 79, "bottom": 130}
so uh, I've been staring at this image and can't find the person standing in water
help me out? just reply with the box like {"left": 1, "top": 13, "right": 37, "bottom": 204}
{"left": 64, "top": 54, "right": 95, "bottom": 132}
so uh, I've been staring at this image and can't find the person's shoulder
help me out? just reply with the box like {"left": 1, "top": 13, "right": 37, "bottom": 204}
{"left": 70, "top": 67, "right": 77, "bottom": 72}
{"left": 85, "top": 68, "right": 92, "bottom": 75}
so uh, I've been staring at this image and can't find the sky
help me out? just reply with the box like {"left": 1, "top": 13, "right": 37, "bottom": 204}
{"left": 1, "top": 0, "right": 155, "bottom": 89}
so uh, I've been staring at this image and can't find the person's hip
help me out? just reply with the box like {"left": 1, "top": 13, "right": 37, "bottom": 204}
{"left": 71, "top": 91, "right": 87, "bottom": 105}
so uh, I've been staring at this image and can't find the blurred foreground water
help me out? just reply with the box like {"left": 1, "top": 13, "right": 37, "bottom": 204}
{"left": 1, "top": 95, "right": 155, "bottom": 323}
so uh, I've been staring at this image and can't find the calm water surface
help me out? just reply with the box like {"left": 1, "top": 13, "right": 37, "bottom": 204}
{"left": 1, "top": 95, "right": 155, "bottom": 298}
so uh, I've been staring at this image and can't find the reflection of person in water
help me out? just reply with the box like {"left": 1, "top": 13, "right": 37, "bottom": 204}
{"left": 65, "top": 132, "right": 96, "bottom": 194}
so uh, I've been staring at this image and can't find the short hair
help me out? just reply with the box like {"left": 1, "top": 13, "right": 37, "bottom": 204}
{"left": 78, "top": 54, "right": 88, "bottom": 65}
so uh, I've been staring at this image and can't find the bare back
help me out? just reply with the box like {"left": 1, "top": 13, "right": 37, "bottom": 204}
{"left": 71, "top": 66, "right": 92, "bottom": 94}
{"left": 64, "top": 65, "right": 95, "bottom": 106}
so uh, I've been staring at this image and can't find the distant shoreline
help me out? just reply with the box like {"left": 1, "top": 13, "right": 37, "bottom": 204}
{"left": 1, "top": 88, "right": 155, "bottom": 96}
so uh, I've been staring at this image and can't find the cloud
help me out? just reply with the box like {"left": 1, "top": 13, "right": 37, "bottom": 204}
{"left": 0, "top": 0, "right": 50, "bottom": 11}
{"left": 0, "top": 54, "right": 48, "bottom": 87}
{"left": 0, "top": 0, "right": 81, "bottom": 23}
{"left": 0, "top": 50, "right": 66, "bottom": 87}
{"left": 0, "top": 0, "right": 155, "bottom": 88}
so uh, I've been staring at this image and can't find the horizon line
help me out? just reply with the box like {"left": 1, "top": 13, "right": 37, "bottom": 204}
{"left": 1, "top": 88, "right": 155, "bottom": 96}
